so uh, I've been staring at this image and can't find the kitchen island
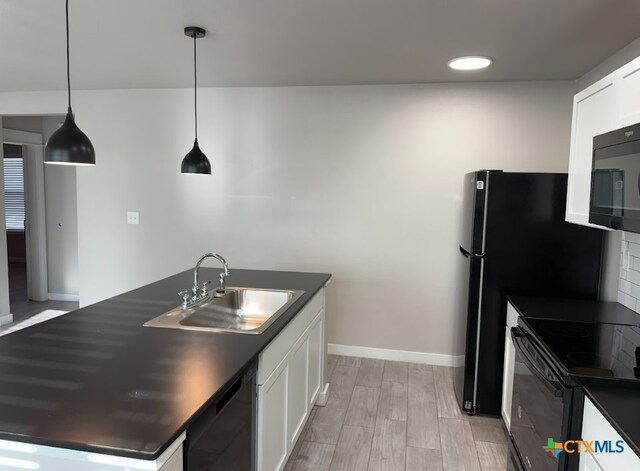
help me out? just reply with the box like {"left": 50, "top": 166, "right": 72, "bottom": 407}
{"left": 0, "top": 268, "right": 330, "bottom": 470}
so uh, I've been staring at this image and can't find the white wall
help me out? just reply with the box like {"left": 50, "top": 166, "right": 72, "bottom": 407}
{"left": 0, "top": 82, "right": 574, "bottom": 355}
{"left": 2, "top": 116, "right": 43, "bottom": 133}
{"left": 41, "top": 116, "right": 79, "bottom": 298}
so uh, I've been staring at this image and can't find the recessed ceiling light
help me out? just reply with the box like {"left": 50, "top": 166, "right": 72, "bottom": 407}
{"left": 448, "top": 56, "right": 493, "bottom": 71}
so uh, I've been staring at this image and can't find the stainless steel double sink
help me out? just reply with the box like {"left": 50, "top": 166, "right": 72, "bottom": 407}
{"left": 144, "top": 287, "right": 304, "bottom": 335}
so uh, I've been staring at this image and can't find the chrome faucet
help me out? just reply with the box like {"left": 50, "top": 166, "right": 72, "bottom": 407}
{"left": 179, "top": 253, "right": 230, "bottom": 307}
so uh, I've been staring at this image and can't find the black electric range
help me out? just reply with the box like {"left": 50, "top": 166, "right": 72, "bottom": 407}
{"left": 522, "top": 318, "right": 640, "bottom": 387}
{"left": 509, "top": 317, "right": 640, "bottom": 471}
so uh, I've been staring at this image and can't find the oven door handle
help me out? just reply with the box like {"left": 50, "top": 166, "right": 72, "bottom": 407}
{"left": 511, "top": 327, "right": 565, "bottom": 397}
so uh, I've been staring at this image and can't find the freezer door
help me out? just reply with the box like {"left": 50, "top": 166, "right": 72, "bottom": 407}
{"left": 454, "top": 249, "right": 484, "bottom": 413}
{"left": 460, "top": 172, "right": 488, "bottom": 255}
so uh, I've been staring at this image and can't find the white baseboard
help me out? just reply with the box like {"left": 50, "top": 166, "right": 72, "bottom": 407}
{"left": 316, "top": 383, "right": 330, "bottom": 406}
{"left": 328, "top": 343, "right": 464, "bottom": 367}
{"left": 48, "top": 293, "right": 80, "bottom": 302}
{"left": 0, "top": 314, "right": 13, "bottom": 326}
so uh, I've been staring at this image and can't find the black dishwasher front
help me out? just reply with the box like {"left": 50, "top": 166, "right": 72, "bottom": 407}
{"left": 185, "top": 361, "right": 257, "bottom": 471}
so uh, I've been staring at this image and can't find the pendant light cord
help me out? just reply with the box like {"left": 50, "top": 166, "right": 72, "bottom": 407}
{"left": 66, "top": 0, "right": 72, "bottom": 113}
{"left": 194, "top": 34, "right": 198, "bottom": 141}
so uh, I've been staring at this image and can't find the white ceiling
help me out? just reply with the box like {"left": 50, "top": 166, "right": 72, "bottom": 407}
{"left": 1, "top": 0, "right": 639, "bottom": 91}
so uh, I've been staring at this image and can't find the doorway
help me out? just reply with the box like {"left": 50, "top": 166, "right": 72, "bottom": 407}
{"left": 0, "top": 117, "right": 80, "bottom": 328}
{"left": 2, "top": 143, "right": 28, "bottom": 313}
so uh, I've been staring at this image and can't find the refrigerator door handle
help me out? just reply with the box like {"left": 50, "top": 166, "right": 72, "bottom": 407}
{"left": 459, "top": 245, "right": 484, "bottom": 258}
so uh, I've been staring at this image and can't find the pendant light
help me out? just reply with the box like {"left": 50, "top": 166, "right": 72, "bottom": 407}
{"left": 181, "top": 26, "right": 211, "bottom": 175}
{"left": 45, "top": 0, "right": 95, "bottom": 166}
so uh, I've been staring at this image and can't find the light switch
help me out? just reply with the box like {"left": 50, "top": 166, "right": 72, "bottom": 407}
{"left": 127, "top": 212, "right": 140, "bottom": 225}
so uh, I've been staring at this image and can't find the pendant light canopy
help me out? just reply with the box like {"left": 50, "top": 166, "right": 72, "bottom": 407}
{"left": 45, "top": 0, "right": 95, "bottom": 166}
{"left": 181, "top": 26, "right": 211, "bottom": 175}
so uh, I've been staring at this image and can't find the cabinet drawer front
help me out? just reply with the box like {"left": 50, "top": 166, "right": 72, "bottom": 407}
{"left": 582, "top": 397, "right": 640, "bottom": 470}
{"left": 260, "top": 289, "right": 324, "bottom": 384}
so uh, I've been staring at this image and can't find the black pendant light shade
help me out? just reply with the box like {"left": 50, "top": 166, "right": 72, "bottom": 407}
{"left": 181, "top": 26, "right": 211, "bottom": 175}
{"left": 45, "top": 111, "right": 95, "bottom": 165}
{"left": 181, "top": 139, "right": 211, "bottom": 174}
{"left": 45, "top": 0, "right": 95, "bottom": 166}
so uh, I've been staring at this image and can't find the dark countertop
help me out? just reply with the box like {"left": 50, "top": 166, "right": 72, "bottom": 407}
{"left": 0, "top": 268, "right": 331, "bottom": 460}
{"left": 507, "top": 295, "right": 640, "bottom": 324}
{"left": 583, "top": 386, "right": 640, "bottom": 457}
{"left": 508, "top": 296, "right": 640, "bottom": 457}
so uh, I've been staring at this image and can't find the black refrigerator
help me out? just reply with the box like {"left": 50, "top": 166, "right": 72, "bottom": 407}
{"left": 454, "top": 171, "right": 603, "bottom": 416}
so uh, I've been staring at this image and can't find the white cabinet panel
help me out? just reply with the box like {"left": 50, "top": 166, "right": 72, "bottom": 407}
{"left": 307, "top": 314, "right": 323, "bottom": 409}
{"left": 579, "top": 451, "right": 604, "bottom": 471}
{"left": 259, "top": 366, "right": 288, "bottom": 471}
{"left": 502, "top": 302, "right": 519, "bottom": 430}
{"left": 506, "top": 303, "right": 519, "bottom": 329}
{"left": 618, "top": 57, "right": 640, "bottom": 127}
{"left": 159, "top": 446, "right": 184, "bottom": 471}
{"left": 566, "top": 78, "right": 618, "bottom": 228}
{"left": 582, "top": 397, "right": 640, "bottom": 471}
{"left": 501, "top": 325, "right": 515, "bottom": 431}
{"left": 287, "top": 337, "right": 309, "bottom": 448}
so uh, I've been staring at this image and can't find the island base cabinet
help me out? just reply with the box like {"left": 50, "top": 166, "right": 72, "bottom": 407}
{"left": 257, "top": 288, "right": 326, "bottom": 471}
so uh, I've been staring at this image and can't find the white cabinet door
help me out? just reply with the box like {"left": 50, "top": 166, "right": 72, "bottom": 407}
{"left": 287, "top": 337, "right": 309, "bottom": 448}
{"left": 582, "top": 397, "right": 640, "bottom": 470}
{"left": 618, "top": 57, "right": 640, "bottom": 128}
{"left": 566, "top": 77, "right": 618, "bottom": 228}
{"left": 307, "top": 314, "right": 323, "bottom": 409}
{"left": 259, "top": 365, "right": 288, "bottom": 471}
{"left": 501, "top": 325, "right": 515, "bottom": 431}
{"left": 579, "top": 452, "right": 604, "bottom": 471}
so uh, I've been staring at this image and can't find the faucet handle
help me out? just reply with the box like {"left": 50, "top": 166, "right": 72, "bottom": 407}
{"left": 200, "top": 280, "right": 212, "bottom": 298}
{"left": 178, "top": 290, "right": 191, "bottom": 307}
{"left": 217, "top": 271, "right": 229, "bottom": 293}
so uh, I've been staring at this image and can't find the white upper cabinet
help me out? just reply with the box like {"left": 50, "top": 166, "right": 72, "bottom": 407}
{"left": 566, "top": 76, "right": 618, "bottom": 228}
{"left": 566, "top": 55, "right": 640, "bottom": 229}
{"left": 618, "top": 57, "right": 640, "bottom": 128}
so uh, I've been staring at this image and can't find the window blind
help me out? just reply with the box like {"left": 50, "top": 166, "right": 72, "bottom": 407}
{"left": 4, "top": 158, "right": 25, "bottom": 232}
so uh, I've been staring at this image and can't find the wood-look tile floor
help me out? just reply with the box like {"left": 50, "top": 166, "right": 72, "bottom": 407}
{"left": 285, "top": 355, "right": 508, "bottom": 471}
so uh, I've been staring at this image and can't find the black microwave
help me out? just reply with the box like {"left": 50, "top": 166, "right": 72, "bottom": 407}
{"left": 589, "top": 121, "right": 640, "bottom": 232}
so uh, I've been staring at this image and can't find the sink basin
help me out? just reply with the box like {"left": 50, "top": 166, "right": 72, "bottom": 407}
{"left": 144, "top": 287, "right": 304, "bottom": 334}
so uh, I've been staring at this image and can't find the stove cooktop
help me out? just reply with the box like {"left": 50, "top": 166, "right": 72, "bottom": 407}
{"left": 524, "top": 318, "right": 640, "bottom": 382}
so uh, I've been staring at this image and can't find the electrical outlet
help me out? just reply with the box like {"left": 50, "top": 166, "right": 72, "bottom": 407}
{"left": 127, "top": 212, "right": 140, "bottom": 225}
